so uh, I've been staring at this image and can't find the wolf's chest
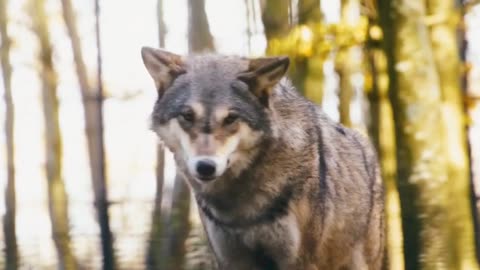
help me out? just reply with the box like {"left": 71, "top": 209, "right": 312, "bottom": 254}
{"left": 205, "top": 213, "right": 301, "bottom": 270}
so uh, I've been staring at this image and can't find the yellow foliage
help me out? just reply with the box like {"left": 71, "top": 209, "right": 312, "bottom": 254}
{"left": 267, "top": 18, "right": 369, "bottom": 59}
{"left": 369, "top": 25, "right": 383, "bottom": 41}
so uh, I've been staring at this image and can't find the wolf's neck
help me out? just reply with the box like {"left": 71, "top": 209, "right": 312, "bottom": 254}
{"left": 196, "top": 180, "right": 295, "bottom": 229}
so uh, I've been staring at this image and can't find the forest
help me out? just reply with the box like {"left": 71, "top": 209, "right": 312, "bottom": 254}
{"left": 1, "top": 0, "right": 480, "bottom": 269}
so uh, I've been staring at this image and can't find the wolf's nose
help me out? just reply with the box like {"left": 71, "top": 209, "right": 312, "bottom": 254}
{"left": 196, "top": 159, "right": 216, "bottom": 180}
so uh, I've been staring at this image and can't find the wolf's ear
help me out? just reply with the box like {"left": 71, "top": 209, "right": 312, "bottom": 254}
{"left": 141, "top": 47, "right": 186, "bottom": 97}
{"left": 237, "top": 56, "right": 289, "bottom": 105}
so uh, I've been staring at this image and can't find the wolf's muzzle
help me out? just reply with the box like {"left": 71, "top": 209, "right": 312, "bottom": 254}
{"left": 195, "top": 159, "right": 217, "bottom": 181}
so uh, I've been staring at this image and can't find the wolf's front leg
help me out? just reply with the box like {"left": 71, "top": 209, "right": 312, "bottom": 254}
{"left": 201, "top": 217, "right": 262, "bottom": 270}
{"left": 347, "top": 243, "right": 369, "bottom": 270}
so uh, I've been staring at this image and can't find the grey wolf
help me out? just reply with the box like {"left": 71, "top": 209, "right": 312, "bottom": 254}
{"left": 141, "top": 46, "right": 385, "bottom": 270}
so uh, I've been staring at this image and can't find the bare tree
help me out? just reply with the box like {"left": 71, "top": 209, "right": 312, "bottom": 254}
{"left": 29, "top": 0, "right": 78, "bottom": 268}
{"left": 261, "top": 0, "right": 290, "bottom": 42}
{"left": 335, "top": 0, "right": 361, "bottom": 127}
{"left": 365, "top": 20, "right": 405, "bottom": 270}
{"left": 165, "top": 174, "right": 192, "bottom": 270}
{"left": 0, "top": 0, "right": 18, "bottom": 268}
{"left": 187, "top": 0, "right": 214, "bottom": 52}
{"left": 378, "top": 0, "right": 474, "bottom": 268}
{"left": 145, "top": 143, "right": 166, "bottom": 269}
{"left": 298, "top": 0, "right": 322, "bottom": 24}
{"left": 60, "top": 0, "right": 115, "bottom": 268}
{"left": 460, "top": 0, "right": 480, "bottom": 262}
{"left": 296, "top": 0, "right": 324, "bottom": 102}
{"left": 427, "top": 0, "right": 479, "bottom": 269}
{"left": 244, "top": 0, "right": 253, "bottom": 54}
{"left": 146, "top": 0, "right": 167, "bottom": 268}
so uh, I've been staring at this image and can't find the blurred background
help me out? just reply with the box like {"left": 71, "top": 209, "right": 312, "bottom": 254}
{"left": 1, "top": 0, "right": 480, "bottom": 269}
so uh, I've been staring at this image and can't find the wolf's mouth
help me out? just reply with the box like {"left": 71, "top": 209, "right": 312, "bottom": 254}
{"left": 196, "top": 175, "right": 216, "bottom": 182}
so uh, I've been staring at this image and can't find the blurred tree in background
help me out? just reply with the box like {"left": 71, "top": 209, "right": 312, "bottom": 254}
{"left": 427, "top": 0, "right": 478, "bottom": 268}
{"left": 146, "top": 2, "right": 168, "bottom": 268}
{"left": 0, "top": 0, "right": 18, "bottom": 269}
{"left": 296, "top": 0, "right": 325, "bottom": 104}
{"left": 379, "top": 0, "right": 455, "bottom": 268}
{"left": 60, "top": 0, "right": 116, "bottom": 268}
{"left": 365, "top": 12, "right": 404, "bottom": 270}
{"left": 335, "top": 0, "right": 360, "bottom": 127}
{"left": 379, "top": 0, "right": 478, "bottom": 269}
{"left": 29, "top": 0, "right": 78, "bottom": 268}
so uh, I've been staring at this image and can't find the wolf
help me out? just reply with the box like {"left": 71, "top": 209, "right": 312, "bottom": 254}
{"left": 141, "top": 46, "right": 385, "bottom": 270}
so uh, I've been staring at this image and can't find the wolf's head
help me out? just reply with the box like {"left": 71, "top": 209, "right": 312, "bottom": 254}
{"left": 141, "top": 47, "right": 289, "bottom": 189}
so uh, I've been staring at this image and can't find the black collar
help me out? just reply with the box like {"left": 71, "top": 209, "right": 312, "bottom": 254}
{"left": 196, "top": 184, "right": 294, "bottom": 229}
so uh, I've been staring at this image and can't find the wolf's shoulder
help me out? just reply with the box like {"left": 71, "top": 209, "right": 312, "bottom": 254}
{"left": 312, "top": 108, "right": 379, "bottom": 175}
{"left": 273, "top": 78, "right": 378, "bottom": 164}
{"left": 313, "top": 109, "right": 373, "bottom": 154}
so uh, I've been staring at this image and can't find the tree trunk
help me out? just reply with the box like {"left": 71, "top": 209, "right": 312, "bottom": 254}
{"left": 164, "top": 174, "right": 192, "bottom": 270}
{"left": 261, "top": 0, "right": 294, "bottom": 91}
{"left": 146, "top": 145, "right": 166, "bottom": 269}
{"left": 427, "top": 0, "right": 479, "bottom": 269}
{"left": 298, "top": 0, "right": 322, "bottom": 24}
{"left": 461, "top": 0, "right": 480, "bottom": 262}
{"left": 187, "top": 0, "right": 214, "bottom": 53}
{"left": 30, "top": 0, "right": 77, "bottom": 268}
{"left": 379, "top": 0, "right": 454, "bottom": 269}
{"left": 60, "top": 0, "right": 116, "bottom": 268}
{"left": 296, "top": 0, "right": 323, "bottom": 103}
{"left": 146, "top": 2, "right": 167, "bottom": 267}
{"left": 366, "top": 39, "right": 405, "bottom": 270}
{"left": 336, "top": 0, "right": 360, "bottom": 127}
{"left": 93, "top": 2, "right": 116, "bottom": 269}
{"left": 261, "top": 0, "right": 323, "bottom": 100}
{"left": 0, "top": 0, "right": 18, "bottom": 268}
{"left": 261, "top": 0, "right": 290, "bottom": 42}
{"left": 157, "top": 0, "right": 166, "bottom": 49}
{"left": 245, "top": 0, "right": 253, "bottom": 54}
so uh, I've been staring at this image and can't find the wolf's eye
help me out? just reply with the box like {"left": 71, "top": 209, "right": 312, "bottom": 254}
{"left": 223, "top": 113, "right": 239, "bottom": 126}
{"left": 180, "top": 110, "right": 195, "bottom": 123}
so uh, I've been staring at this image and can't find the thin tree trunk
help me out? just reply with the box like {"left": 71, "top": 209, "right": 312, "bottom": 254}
{"left": 296, "top": 0, "right": 323, "bottom": 103}
{"left": 60, "top": 0, "right": 116, "bottom": 268}
{"left": 0, "top": 0, "right": 18, "bottom": 268}
{"left": 261, "top": 0, "right": 324, "bottom": 102}
{"left": 336, "top": 0, "right": 360, "bottom": 127}
{"left": 245, "top": 0, "right": 252, "bottom": 54}
{"left": 187, "top": 0, "right": 214, "bottom": 53}
{"left": 261, "top": 0, "right": 290, "bottom": 42}
{"left": 146, "top": 1, "right": 167, "bottom": 267}
{"left": 30, "top": 0, "right": 77, "bottom": 269}
{"left": 93, "top": 2, "right": 116, "bottom": 269}
{"left": 461, "top": 0, "right": 480, "bottom": 262}
{"left": 157, "top": 0, "right": 166, "bottom": 49}
{"left": 164, "top": 174, "right": 191, "bottom": 270}
{"left": 427, "top": 0, "right": 479, "bottom": 269}
{"left": 298, "top": 0, "right": 322, "bottom": 24}
{"left": 261, "top": 0, "right": 307, "bottom": 93}
{"left": 379, "top": 0, "right": 454, "bottom": 269}
{"left": 146, "top": 146, "right": 165, "bottom": 269}
{"left": 366, "top": 38, "right": 405, "bottom": 270}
